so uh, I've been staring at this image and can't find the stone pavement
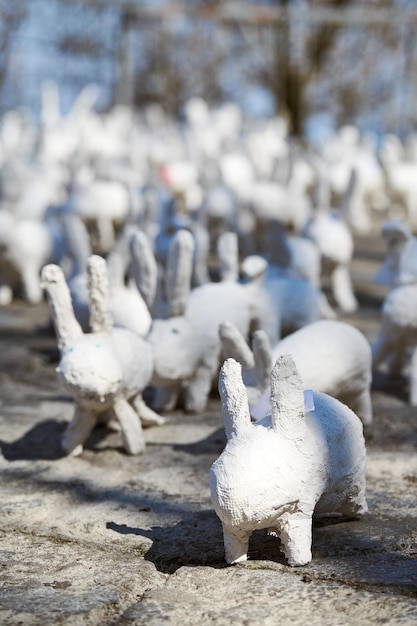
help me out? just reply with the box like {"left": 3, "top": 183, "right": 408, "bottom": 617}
{"left": 0, "top": 235, "right": 416, "bottom": 625}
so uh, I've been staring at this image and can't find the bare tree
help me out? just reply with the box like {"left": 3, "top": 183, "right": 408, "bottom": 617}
{"left": 0, "top": 2, "right": 27, "bottom": 104}
{"left": 270, "top": 0, "right": 356, "bottom": 136}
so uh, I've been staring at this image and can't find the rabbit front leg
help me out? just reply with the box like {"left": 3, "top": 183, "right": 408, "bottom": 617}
{"left": 372, "top": 321, "right": 397, "bottom": 369}
{"left": 113, "top": 397, "right": 145, "bottom": 455}
{"left": 278, "top": 511, "right": 313, "bottom": 567}
{"left": 387, "top": 342, "right": 407, "bottom": 377}
{"left": 409, "top": 346, "right": 417, "bottom": 406}
{"left": 96, "top": 216, "right": 116, "bottom": 254}
{"left": 62, "top": 404, "right": 98, "bottom": 456}
{"left": 152, "top": 384, "right": 180, "bottom": 411}
{"left": 21, "top": 263, "right": 43, "bottom": 304}
{"left": 222, "top": 523, "right": 252, "bottom": 564}
{"left": 331, "top": 263, "right": 358, "bottom": 314}
{"left": 184, "top": 357, "right": 216, "bottom": 413}
{"left": 131, "top": 393, "right": 166, "bottom": 427}
{"left": 346, "top": 387, "right": 373, "bottom": 426}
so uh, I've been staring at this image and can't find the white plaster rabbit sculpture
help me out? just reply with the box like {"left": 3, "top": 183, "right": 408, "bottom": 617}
{"left": 262, "top": 218, "right": 337, "bottom": 320}
{"left": 371, "top": 283, "right": 417, "bottom": 404}
{"left": 240, "top": 254, "right": 324, "bottom": 344}
{"left": 300, "top": 158, "right": 359, "bottom": 314}
{"left": 41, "top": 254, "right": 163, "bottom": 457}
{"left": 131, "top": 228, "right": 252, "bottom": 413}
{"left": 0, "top": 208, "right": 64, "bottom": 305}
{"left": 372, "top": 219, "right": 417, "bottom": 404}
{"left": 303, "top": 207, "right": 358, "bottom": 314}
{"left": 219, "top": 318, "right": 373, "bottom": 426}
{"left": 210, "top": 355, "right": 368, "bottom": 567}
{"left": 67, "top": 172, "right": 131, "bottom": 255}
{"left": 373, "top": 219, "right": 417, "bottom": 288}
{"left": 380, "top": 133, "right": 417, "bottom": 231}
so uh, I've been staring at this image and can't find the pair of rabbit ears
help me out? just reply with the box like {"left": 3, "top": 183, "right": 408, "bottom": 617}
{"left": 219, "top": 320, "right": 271, "bottom": 383}
{"left": 41, "top": 255, "right": 112, "bottom": 352}
{"left": 219, "top": 354, "right": 306, "bottom": 441}
{"left": 130, "top": 228, "right": 241, "bottom": 318}
{"left": 129, "top": 228, "right": 193, "bottom": 317}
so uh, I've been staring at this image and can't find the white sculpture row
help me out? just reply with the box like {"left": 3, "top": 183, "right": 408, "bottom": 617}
{"left": 5, "top": 87, "right": 417, "bottom": 568}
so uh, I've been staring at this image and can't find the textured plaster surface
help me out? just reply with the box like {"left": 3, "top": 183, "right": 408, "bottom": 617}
{"left": 0, "top": 233, "right": 417, "bottom": 624}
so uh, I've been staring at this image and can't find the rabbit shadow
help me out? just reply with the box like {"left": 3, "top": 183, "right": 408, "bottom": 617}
{"left": 371, "top": 369, "right": 409, "bottom": 403}
{"left": 171, "top": 427, "right": 226, "bottom": 457}
{"left": 106, "top": 511, "right": 290, "bottom": 574}
{"left": 0, "top": 419, "right": 67, "bottom": 460}
{"left": 0, "top": 419, "right": 120, "bottom": 461}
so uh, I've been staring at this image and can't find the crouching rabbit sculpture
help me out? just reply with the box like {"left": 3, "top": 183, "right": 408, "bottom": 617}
{"left": 41, "top": 255, "right": 162, "bottom": 456}
{"left": 210, "top": 355, "right": 367, "bottom": 567}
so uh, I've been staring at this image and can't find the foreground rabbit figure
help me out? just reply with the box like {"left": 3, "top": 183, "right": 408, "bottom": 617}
{"left": 41, "top": 255, "right": 162, "bottom": 456}
{"left": 210, "top": 355, "right": 367, "bottom": 567}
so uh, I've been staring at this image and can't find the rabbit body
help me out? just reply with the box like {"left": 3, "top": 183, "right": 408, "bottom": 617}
{"left": 210, "top": 357, "right": 367, "bottom": 567}
{"left": 148, "top": 281, "right": 252, "bottom": 412}
{"left": 372, "top": 283, "right": 417, "bottom": 404}
{"left": 271, "top": 320, "right": 372, "bottom": 424}
{"left": 0, "top": 210, "right": 63, "bottom": 304}
{"left": 219, "top": 319, "right": 373, "bottom": 426}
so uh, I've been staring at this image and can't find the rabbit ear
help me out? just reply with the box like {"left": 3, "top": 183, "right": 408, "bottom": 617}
{"left": 217, "top": 231, "right": 239, "bottom": 282}
{"left": 165, "top": 229, "right": 194, "bottom": 317}
{"left": 129, "top": 229, "right": 158, "bottom": 311}
{"left": 338, "top": 167, "right": 357, "bottom": 220}
{"left": 41, "top": 264, "right": 83, "bottom": 352}
{"left": 62, "top": 212, "right": 91, "bottom": 277}
{"left": 218, "top": 358, "right": 251, "bottom": 440}
{"left": 219, "top": 321, "right": 255, "bottom": 369}
{"left": 263, "top": 220, "right": 291, "bottom": 268}
{"left": 86, "top": 255, "right": 113, "bottom": 334}
{"left": 270, "top": 354, "right": 305, "bottom": 439}
{"left": 106, "top": 250, "right": 125, "bottom": 291}
{"left": 252, "top": 330, "right": 272, "bottom": 392}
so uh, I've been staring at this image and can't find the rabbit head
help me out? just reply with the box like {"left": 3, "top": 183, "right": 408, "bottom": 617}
{"left": 57, "top": 335, "right": 123, "bottom": 409}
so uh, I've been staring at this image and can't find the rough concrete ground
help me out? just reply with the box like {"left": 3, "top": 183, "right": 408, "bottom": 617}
{"left": 0, "top": 232, "right": 416, "bottom": 625}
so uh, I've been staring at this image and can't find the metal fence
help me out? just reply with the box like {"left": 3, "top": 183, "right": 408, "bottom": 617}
{"left": 1, "top": 0, "right": 417, "bottom": 138}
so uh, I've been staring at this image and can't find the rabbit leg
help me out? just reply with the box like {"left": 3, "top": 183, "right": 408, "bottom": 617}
{"left": 278, "top": 512, "right": 313, "bottom": 567}
{"left": 372, "top": 324, "right": 395, "bottom": 369}
{"left": 113, "top": 397, "right": 145, "bottom": 455}
{"left": 184, "top": 361, "right": 214, "bottom": 412}
{"left": 96, "top": 216, "right": 116, "bottom": 254}
{"left": 152, "top": 384, "right": 180, "bottom": 411}
{"left": 318, "top": 291, "right": 337, "bottom": 320}
{"left": 331, "top": 264, "right": 358, "bottom": 314}
{"left": 62, "top": 404, "right": 97, "bottom": 456}
{"left": 0, "top": 284, "right": 13, "bottom": 306}
{"left": 131, "top": 394, "right": 166, "bottom": 427}
{"left": 21, "top": 263, "right": 43, "bottom": 304}
{"left": 388, "top": 343, "right": 407, "bottom": 377}
{"left": 409, "top": 346, "right": 417, "bottom": 406}
{"left": 222, "top": 523, "right": 252, "bottom": 564}
{"left": 348, "top": 388, "right": 373, "bottom": 426}
{"left": 338, "top": 489, "right": 368, "bottom": 518}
